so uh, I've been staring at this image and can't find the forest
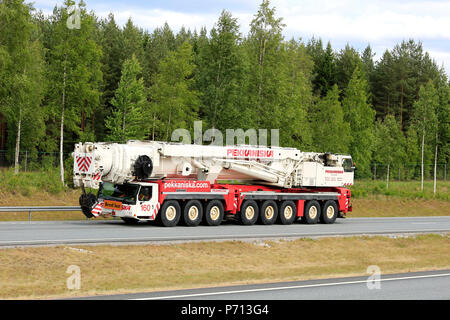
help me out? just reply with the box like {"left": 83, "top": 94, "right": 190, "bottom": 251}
{"left": 0, "top": 0, "right": 449, "bottom": 183}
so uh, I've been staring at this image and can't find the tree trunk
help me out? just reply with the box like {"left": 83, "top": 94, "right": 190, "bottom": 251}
{"left": 373, "top": 163, "right": 376, "bottom": 180}
{"left": 81, "top": 110, "right": 85, "bottom": 133}
{"left": 152, "top": 112, "right": 155, "bottom": 140}
{"left": 434, "top": 132, "right": 438, "bottom": 195}
{"left": 399, "top": 76, "right": 404, "bottom": 130}
{"left": 60, "top": 59, "right": 67, "bottom": 186}
{"left": 165, "top": 109, "right": 172, "bottom": 141}
{"left": 213, "top": 60, "right": 222, "bottom": 128}
{"left": 257, "top": 37, "right": 267, "bottom": 127}
{"left": 14, "top": 114, "right": 21, "bottom": 175}
{"left": 386, "top": 163, "right": 390, "bottom": 190}
{"left": 165, "top": 98, "right": 173, "bottom": 141}
{"left": 0, "top": 113, "right": 6, "bottom": 150}
{"left": 122, "top": 110, "right": 126, "bottom": 143}
{"left": 421, "top": 131, "right": 425, "bottom": 192}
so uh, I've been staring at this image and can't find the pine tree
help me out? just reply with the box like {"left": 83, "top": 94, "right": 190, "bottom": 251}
{"left": 314, "top": 41, "right": 337, "bottom": 97}
{"left": 122, "top": 18, "right": 144, "bottom": 63}
{"left": 372, "top": 40, "right": 441, "bottom": 130}
{"left": 336, "top": 44, "right": 363, "bottom": 93}
{"left": 143, "top": 22, "right": 175, "bottom": 88}
{"left": 105, "top": 55, "right": 147, "bottom": 143}
{"left": 98, "top": 13, "right": 124, "bottom": 138}
{"left": 361, "top": 45, "right": 375, "bottom": 79}
{"left": 372, "top": 50, "right": 396, "bottom": 118}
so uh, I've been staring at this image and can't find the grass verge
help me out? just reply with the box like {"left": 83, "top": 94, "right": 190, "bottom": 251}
{"left": 0, "top": 234, "right": 448, "bottom": 299}
{"left": 0, "top": 176, "right": 448, "bottom": 220}
{"left": 350, "top": 197, "right": 449, "bottom": 217}
{"left": 350, "top": 180, "right": 450, "bottom": 201}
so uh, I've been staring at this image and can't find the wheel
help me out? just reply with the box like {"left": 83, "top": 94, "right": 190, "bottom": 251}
{"left": 303, "top": 200, "right": 321, "bottom": 224}
{"left": 182, "top": 200, "right": 203, "bottom": 226}
{"left": 239, "top": 200, "right": 259, "bottom": 225}
{"left": 259, "top": 200, "right": 278, "bottom": 225}
{"left": 278, "top": 200, "right": 297, "bottom": 225}
{"left": 203, "top": 200, "right": 224, "bottom": 226}
{"left": 320, "top": 200, "right": 338, "bottom": 224}
{"left": 121, "top": 217, "right": 139, "bottom": 224}
{"left": 158, "top": 200, "right": 181, "bottom": 227}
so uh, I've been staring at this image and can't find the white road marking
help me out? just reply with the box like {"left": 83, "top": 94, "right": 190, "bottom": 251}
{"left": 411, "top": 222, "right": 437, "bottom": 225}
{"left": 132, "top": 273, "right": 450, "bottom": 300}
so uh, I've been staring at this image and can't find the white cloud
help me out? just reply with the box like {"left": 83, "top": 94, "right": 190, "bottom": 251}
{"left": 106, "top": 9, "right": 218, "bottom": 32}
{"left": 32, "top": 0, "right": 450, "bottom": 75}
{"left": 273, "top": 0, "right": 450, "bottom": 41}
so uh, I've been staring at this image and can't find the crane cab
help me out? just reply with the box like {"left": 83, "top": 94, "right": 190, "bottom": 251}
{"left": 96, "top": 181, "right": 160, "bottom": 221}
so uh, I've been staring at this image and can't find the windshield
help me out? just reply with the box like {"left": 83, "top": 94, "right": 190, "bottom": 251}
{"left": 342, "top": 158, "right": 354, "bottom": 172}
{"left": 98, "top": 182, "right": 140, "bottom": 204}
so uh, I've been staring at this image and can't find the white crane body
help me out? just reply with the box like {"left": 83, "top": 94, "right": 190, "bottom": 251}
{"left": 73, "top": 141, "right": 354, "bottom": 226}
{"left": 73, "top": 140, "right": 354, "bottom": 189}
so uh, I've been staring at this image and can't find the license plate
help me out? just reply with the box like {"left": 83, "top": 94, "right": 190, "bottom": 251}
{"left": 103, "top": 200, "right": 122, "bottom": 210}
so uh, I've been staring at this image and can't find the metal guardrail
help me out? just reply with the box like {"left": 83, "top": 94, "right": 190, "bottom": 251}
{"left": 0, "top": 206, "right": 82, "bottom": 222}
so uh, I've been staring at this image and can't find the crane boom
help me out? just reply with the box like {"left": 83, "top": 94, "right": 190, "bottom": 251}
{"left": 73, "top": 140, "right": 354, "bottom": 189}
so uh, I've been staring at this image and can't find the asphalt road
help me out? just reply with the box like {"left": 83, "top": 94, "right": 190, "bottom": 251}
{"left": 0, "top": 216, "right": 449, "bottom": 247}
{"left": 72, "top": 269, "right": 450, "bottom": 300}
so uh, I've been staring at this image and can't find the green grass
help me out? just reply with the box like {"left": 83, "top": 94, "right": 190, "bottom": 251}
{"left": 350, "top": 179, "right": 450, "bottom": 201}
{"left": 0, "top": 168, "right": 67, "bottom": 196}
{"left": 0, "top": 234, "right": 449, "bottom": 299}
{"left": 1, "top": 168, "right": 448, "bottom": 200}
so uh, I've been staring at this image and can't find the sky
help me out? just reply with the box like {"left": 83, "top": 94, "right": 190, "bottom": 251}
{"left": 32, "top": 0, "right": 450, "bottom": 76}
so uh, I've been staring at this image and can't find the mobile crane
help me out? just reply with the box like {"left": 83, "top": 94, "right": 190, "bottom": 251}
{"left": 73, "top": 140, "right": 353, "bottom": 226}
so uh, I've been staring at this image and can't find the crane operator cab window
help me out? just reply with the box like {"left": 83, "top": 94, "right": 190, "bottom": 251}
{"left": 98, "top": 182, "right": 139, "bottom": 204}
{"left": 342, "top": 158, "right": 354, "bottom": 172}
{"left": 138, "top": 186, "right": 152, "bottom": 202}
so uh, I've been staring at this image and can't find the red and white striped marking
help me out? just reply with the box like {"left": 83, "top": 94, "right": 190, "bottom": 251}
{"left": 76, "top": 155, "right": 93, "bottom": 173}
{"left": 152, "top": 202, "right": 161, "bottom": 219}
{"left": 93, "top": 172, "right": 102, "bottom": 181}
{"left": 91, "top": 202, "right": 103, "bottom": 217}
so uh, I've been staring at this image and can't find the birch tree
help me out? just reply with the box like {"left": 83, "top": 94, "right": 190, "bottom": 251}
{"left": 45, "top": 0, "right": 102, "bottom": 184}
{"left": 411, "top": 81, "right": 438, "bottom": 191}
{"left": 0, "top": 0, "right": 44, "bottom": 174}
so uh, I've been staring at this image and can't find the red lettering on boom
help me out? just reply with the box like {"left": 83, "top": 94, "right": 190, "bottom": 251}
{"left": 226, "top": 148, "right": 274, "bottom": 159}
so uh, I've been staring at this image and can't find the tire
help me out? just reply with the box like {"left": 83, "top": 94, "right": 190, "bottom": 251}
{"left": 159, "top": 200, "right": 181, "bottom": 227}
{"left": 303, "top": 200, "right": 321, "bottom": 224}
{"left": 182, "top": 200, "right": 203, "bottom": 226}
{"left": 203, "top": 200, "right": 224, "bottom": 226}
{"left": 278, "top": 201, "right": 297, "bottom": 225}
{"left": 259, "top": 200, "right": 278, "bottom": 225}
{"left": 121, "top": 217, "right": 139, "bottom": 224}
{"left": 239, "top": 200, "right": 259, "bottom": 225}
{"left": 320, "top": 200, "right": 338, "bottom": 224}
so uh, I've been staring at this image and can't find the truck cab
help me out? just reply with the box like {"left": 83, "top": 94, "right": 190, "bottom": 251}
{"left": 96, "top": 181, "right": 159, "bottom": 222}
